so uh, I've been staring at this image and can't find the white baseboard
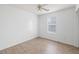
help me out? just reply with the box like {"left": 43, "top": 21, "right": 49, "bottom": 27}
{"left": 0, "top": 35, "right": 38, "bottom": 50}
{"left": 0, "top": 35, "right": 78, "bottom": 51}
{"left": 40, "top": 35, "right": 79, "bottom": 48}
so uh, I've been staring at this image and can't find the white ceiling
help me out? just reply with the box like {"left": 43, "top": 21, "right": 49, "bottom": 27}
{"left": 9, "top": 4, "right": 75, "bottom": 15}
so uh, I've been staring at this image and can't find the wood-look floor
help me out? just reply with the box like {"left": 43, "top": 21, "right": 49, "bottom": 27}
{"left": 0, "top": 37, "right": 79, "bottom": 54}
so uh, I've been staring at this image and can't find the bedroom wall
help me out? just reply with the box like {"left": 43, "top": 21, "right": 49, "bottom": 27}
{"left": 76, "top": 9, "right": 79, "bottom": 47}
{"left": 0, "top": 5, "right": 38, "bottom": 50}
{"left": 39, "top": 7, "right": 79, "bottom": 47}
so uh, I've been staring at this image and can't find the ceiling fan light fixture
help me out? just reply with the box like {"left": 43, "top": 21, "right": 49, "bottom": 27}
{"left": 37, "top": 4, "right": 49, "bottom": 12}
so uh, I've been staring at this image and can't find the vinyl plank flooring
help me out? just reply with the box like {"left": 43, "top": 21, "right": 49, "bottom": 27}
{"left": 0, "top": 37, "right": 79, "bottom": 54}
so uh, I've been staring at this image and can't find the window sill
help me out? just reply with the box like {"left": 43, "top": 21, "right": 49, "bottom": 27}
{"left": 47, "top": 32, "right": 56, "bottom": 34}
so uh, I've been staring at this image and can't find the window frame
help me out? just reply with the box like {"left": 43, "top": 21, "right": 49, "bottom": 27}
{"left": 47, "top": 16, "right": 56, "bottom": 34}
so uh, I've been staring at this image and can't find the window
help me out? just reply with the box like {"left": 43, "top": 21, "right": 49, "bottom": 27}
{"left": 47, "top": 17, "right": 56, "bottom": 34}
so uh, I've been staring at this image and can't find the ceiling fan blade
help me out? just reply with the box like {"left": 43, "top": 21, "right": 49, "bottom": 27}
{"left": 41, "top": 8, "right": 49, "bottom": 11}
{"left": 37, "top": 4, "right": 41, "bottom": 10}
{"left": 37, "top": 4, "right": 49, "bottom": 11}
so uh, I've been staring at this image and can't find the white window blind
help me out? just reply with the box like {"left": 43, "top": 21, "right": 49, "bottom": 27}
{"left": 47, "top": 17, "right": 56, "bottom": 33}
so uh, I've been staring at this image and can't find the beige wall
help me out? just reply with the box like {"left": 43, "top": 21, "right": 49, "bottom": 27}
{"left": 39, "top": 7, "right": 79, "bottom": 47}
{"left": 0, "top": 5, "right": 38, "bottom": 50}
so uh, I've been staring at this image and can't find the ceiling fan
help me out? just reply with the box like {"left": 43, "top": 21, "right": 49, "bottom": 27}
{"left": 37, "top": 4, "right": 49, "bottom": 11}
